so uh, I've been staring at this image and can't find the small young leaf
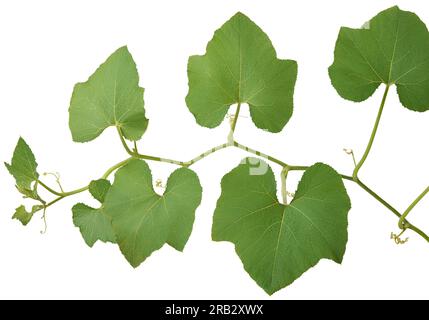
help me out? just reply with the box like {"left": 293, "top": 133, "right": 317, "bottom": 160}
{"left": 69, "top": 46, "right": 148, "bottom": 143}
{"left": 329, "top": 6, "right": 429, "bottom": 111}
{"left": 89, "top": 179, "right": 111, "bottom": 203}
{"left": 72, "top": 180, "right": 114, "bottom": 247}
{"left": 212, "top": 159, "right": 351, "bottom": 294}
{"left": 72, "top": 203, "right": 116, "bottom": 247}
{"left": 186, "top": 12, "right": 297, "bottom": 132}
{"left": 5, "top": 138, "right": 39, "bottom": 192}
{"left": 13, "top": 205, "right": 43, "bottom": 226}
{"left": 103, "top": 160, "right": 202, "bottom": 268}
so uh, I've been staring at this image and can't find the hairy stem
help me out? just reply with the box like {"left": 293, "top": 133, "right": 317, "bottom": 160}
{"left": 353, "top": 85, "right": 390, "bottom": 181}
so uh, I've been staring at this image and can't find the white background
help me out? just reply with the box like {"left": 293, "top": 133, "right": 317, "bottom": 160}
{"left": 1, "top": 0, "right": 428, "bottom": 300}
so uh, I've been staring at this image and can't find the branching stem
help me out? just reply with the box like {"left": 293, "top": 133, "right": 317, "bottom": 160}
{"left": 399, "top": 186, "right": 429, "bottom": 229}
{"left": 35, "top": 92, "right": 429, "bottom": 243}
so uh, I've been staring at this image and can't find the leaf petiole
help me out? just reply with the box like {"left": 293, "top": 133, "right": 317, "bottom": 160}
{"left": 353, "top": 85, "right": 390, "bottom": 181}
{"left": 231, "top": 103, "right": 241, "bottom": 133}
{"left": 117, "top": 126, "right": 135, "bottom": 155}
{"left": 281, "top": 166, "right": 290, "bottom": 204}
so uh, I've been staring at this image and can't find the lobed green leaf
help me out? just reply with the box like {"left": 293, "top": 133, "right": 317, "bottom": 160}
{"left": 186, "top": 12, "right": 297, "bottom": 132}
{"left": 103, "top": 160, "right": 202, "bottom": 268}
{"left": 212, "top": 158, "right": 351, "bottom": 294}
{"left": 329, "top": 6, "right": 429, "bottom": 112}
{"left": 69, "top": 46, "right": 148, "bottom": 143}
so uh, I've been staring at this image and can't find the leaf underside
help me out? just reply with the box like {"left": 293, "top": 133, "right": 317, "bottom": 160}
{"left": 186, "top": 12, "right": 297, "bottom": 132}
{"left": 329, "top": 6, "right": 429, "bottom": 112}
{"left": 103, "top": 160, "right": 202, "bottom": 268}
{"left": 69, "top": 46, "right": 148, "bottom": 143}
{"left": 212, "top": 158, "right": 351, "bottom": 294}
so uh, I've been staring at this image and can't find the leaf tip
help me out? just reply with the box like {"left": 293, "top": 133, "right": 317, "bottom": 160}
{"left": 233, "top": 11, "right": 247, "bottom": 18}
{"left": 117, "top": 45, "right": 130, "bottom": 55}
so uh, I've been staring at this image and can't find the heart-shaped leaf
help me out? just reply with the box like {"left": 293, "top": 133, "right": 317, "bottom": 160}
{"left": 69, "top": 46, "right": 148, "bottom": 142}
{"left": 186, "top": 12, "right": 297, "bottom": 132}
{"left": 329, "top": 6, "right": 429, "bottom": 111}
{"left": 89, "top": 179, "right": 112, "bottom": 203}
{"left": 212, "top": 158, "right": 351, "bottom": 294}
{"left": 103, "top": 160, "right": 202, "bottom": 268}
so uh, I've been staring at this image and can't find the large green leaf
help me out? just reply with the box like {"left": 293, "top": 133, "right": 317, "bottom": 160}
{"left": 69, "top": 46, "right": 148, "bottom": 142}
{"left": 329, "top": 6, "right": 429, "bottom": 111}
{"left": 103, "top": 160, "right": 202, "bottom": 268}
{"left": 212, "top": 158, "right": 351, "bottom": 294}
{"left": 72, "top": 179, "right": 115, "bottom": 247}
{"left": 5, "top": 138, "right": 41, "bottom": 200}
{"left": 186, "top": 12, "right": 297, "bottom": 132}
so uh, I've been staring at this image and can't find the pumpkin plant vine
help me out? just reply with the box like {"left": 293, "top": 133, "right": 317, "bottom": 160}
{"left": 5, "top": 6, "right": 429, "bottom": 295}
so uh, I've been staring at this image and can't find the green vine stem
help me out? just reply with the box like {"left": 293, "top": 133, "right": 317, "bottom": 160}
{"left": 399, "top": 186, "right": 429, "bottom": 229}
{"left": 38, "top": 157, "right": 133, "bottom": 199}
{"left": 38, "top": 180, "right": 88, "bottom": 197}
{"left": 37, "top": 138, "right": 429, "bottom": 242}
{"left": 353, "top": 85, "right": 390, "bottom": 181}
{"left": 35, "top": 91, "right": 429, "bottom": 244}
